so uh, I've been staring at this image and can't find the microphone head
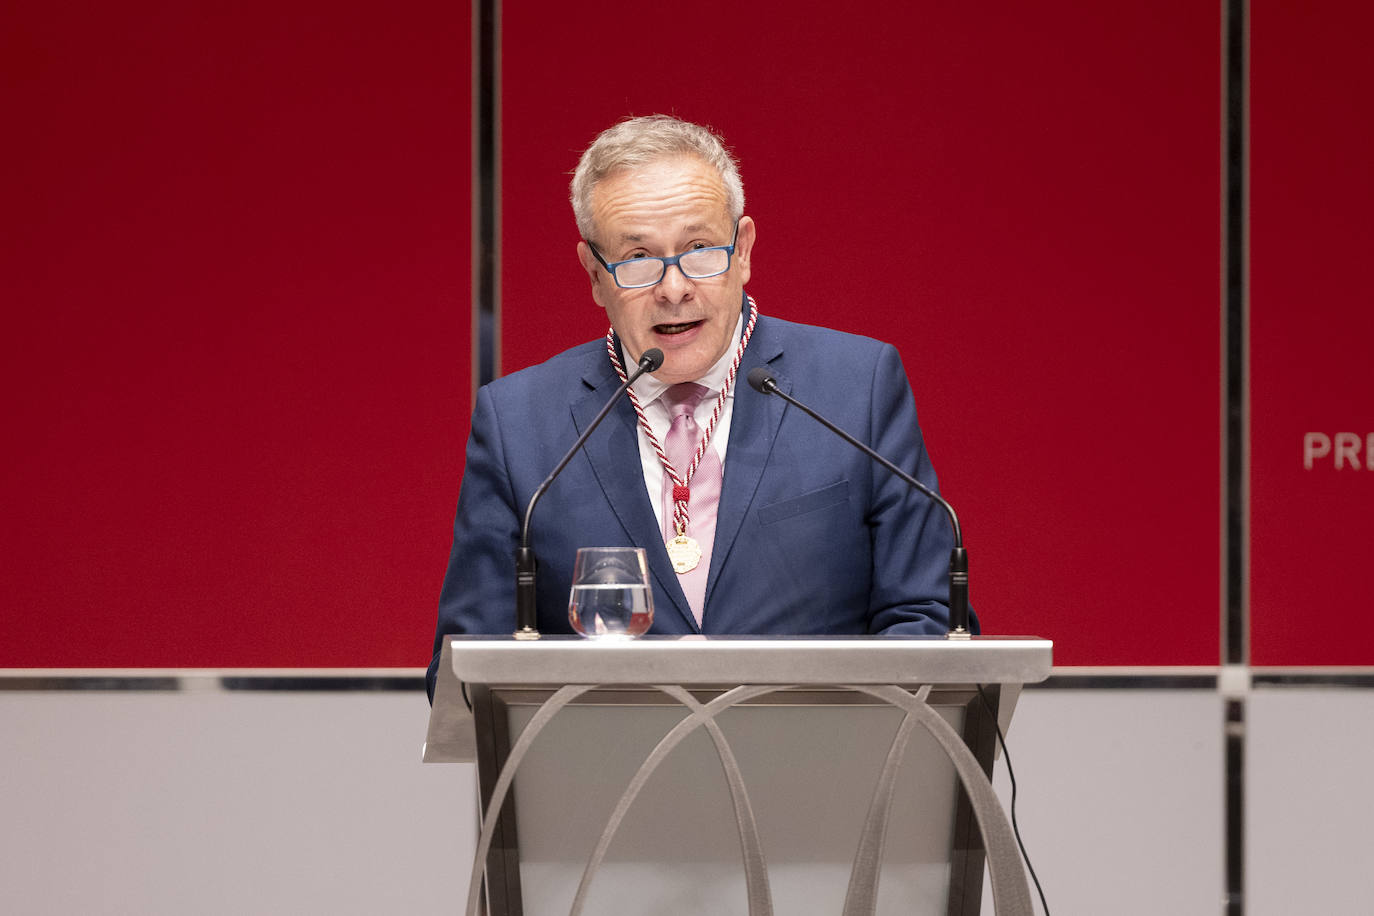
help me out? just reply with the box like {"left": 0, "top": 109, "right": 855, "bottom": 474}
{"left": 639, "top": 348, "right": 665, "bottom": 372}
{"left": 746, "top": 367, "right": 776, "bottom": 394}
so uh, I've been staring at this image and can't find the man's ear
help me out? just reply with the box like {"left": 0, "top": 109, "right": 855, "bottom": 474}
{"left": 733, "top": 216, "right": 756, "bottom": 286}
{"left": 576, "top": 240, "right": 608, "bottom": 309}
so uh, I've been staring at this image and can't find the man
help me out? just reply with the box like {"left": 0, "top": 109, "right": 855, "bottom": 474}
{"left": 428, "top": 116, "right": 965, "bottom": 699}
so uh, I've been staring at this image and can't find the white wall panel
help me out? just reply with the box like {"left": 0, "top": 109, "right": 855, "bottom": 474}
{"left": 1248, "top": 689, "right": 1374, "bottom": 915}
{"left": 0, "top": 686, "right": 477, "bottom": 915}
{"left": 982, "top": 689, "right": 1226, "bottom": 915}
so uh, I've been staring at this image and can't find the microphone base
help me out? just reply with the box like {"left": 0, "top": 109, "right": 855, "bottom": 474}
{"left": 512, "top": 627, "right": 542, "bottom": 641}
{"left": 945, "top": 627, "right": 973, "bottom": 641}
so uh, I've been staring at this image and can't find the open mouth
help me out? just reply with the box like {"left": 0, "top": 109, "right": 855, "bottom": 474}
{"left": 654, "top": 320, "right": 702, "bottom": 336}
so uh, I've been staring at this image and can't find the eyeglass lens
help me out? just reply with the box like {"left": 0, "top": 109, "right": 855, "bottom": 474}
{"left": 616, "top": 248, "right": 730, "bottom": 287}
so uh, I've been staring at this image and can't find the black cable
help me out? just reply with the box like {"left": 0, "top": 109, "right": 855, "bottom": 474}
{"left": 977, "top": 684, "right": 1051, "bottom": 916}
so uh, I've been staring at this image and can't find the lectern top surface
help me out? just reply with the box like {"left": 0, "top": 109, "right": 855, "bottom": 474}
{"left": 444, "top": 635, "right": 1052, "bottom": 686}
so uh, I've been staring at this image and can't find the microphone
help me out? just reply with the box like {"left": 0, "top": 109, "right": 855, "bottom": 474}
{"left": 746, "top": 366, "right": 971, "bottom": 638}
{"left": 513, "top": 347, "right": 665, "bottom": 638}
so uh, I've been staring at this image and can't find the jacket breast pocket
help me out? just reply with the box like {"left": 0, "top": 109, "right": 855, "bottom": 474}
{"left": 757, "top": 480, "right": 850, "bottom": 527}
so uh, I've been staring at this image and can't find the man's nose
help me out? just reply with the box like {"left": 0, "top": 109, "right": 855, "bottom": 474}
{"left": 655, "top": 262, "right": 693, "bottom": 301}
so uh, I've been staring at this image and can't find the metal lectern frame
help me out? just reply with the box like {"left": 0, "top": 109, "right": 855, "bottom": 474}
{"left": 424, "top": 635, "right": 1052, "bottom": 916}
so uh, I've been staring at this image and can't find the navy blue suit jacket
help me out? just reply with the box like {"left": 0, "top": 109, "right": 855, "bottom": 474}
{"left": 427, "top": 308, "right": 967, "bottom": 698}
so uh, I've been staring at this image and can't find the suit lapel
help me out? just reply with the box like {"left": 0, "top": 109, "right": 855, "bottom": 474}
{"left": 704, "top": 316, "right": 787, "bottom": 614}
{"left": 572, "top": 347, "right": 698, "bottom": 631}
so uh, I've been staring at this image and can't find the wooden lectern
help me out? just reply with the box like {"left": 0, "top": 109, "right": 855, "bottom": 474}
{"left": 425, "top": 635, "right": 1051, "bottom": 916}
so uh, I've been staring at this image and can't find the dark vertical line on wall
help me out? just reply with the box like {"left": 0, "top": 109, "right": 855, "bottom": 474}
{"left": 1224, "top": 0, "right": 1248, "bottom": 670}
{"left": 1225, "top": 697, "right": 1246, "bottom": 915}
{"left": 1223, "top": 1, "right": 1249, "bottom": 915}
{"left": 472, "top": 0, "right": 500, "bottom": 395}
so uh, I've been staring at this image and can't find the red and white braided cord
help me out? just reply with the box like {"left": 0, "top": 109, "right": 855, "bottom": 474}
{"left": 606, "top": 296, "right": 759, "bottom": 536}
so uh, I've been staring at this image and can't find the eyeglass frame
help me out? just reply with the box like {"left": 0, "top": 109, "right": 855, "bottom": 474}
{"left": 585, "top": 220, "right": 741, "bottom": 289}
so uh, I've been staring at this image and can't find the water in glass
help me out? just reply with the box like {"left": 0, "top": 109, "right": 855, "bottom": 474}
{"left": 568, "top": 547, "right": 654, "bottom": 638}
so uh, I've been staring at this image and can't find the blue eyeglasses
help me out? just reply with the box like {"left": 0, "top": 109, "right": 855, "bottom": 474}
{"left": 587, "top": 221, "right": 739, "bottom": 289}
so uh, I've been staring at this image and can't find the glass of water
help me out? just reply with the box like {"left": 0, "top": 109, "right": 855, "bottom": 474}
{"left": 568, "top": 547, "right": 654, "bottom": 638}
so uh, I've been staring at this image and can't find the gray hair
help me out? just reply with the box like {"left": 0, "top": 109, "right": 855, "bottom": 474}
{"left": 570, "top": 115, "right": 745, "bottom": 242}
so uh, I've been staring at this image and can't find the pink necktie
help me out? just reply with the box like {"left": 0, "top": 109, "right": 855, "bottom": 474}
{"left": 661, "top": 383, "right": 722, "bottom": 625}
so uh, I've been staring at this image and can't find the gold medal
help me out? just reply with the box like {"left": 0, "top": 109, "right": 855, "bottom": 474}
{"left": 666, "top": 534, "right": 702, "bottom": 573}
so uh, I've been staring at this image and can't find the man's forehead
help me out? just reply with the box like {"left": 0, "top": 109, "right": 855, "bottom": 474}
{"left": 614, "top": 222, "right": 716, "bottom": 242}
{"left": 586, "top": 154, "right": 732, "bottom": 242}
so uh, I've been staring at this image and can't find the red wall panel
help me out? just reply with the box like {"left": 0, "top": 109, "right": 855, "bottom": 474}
{"left": 2, "top": 1, "right": 469, "bottom": 666}
{"left": 1250, "top": 0, "right": 1374, "bottom": 665}
{"left": 502, "top": 2, "right": 1221, "bottom": 665}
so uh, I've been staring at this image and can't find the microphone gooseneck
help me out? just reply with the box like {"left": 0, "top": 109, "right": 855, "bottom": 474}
{"left": 746, "top": 366, "right": 971, "bottom": 637}
{"left": 514, "top": 347, "right": 664, "bottom": 638}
